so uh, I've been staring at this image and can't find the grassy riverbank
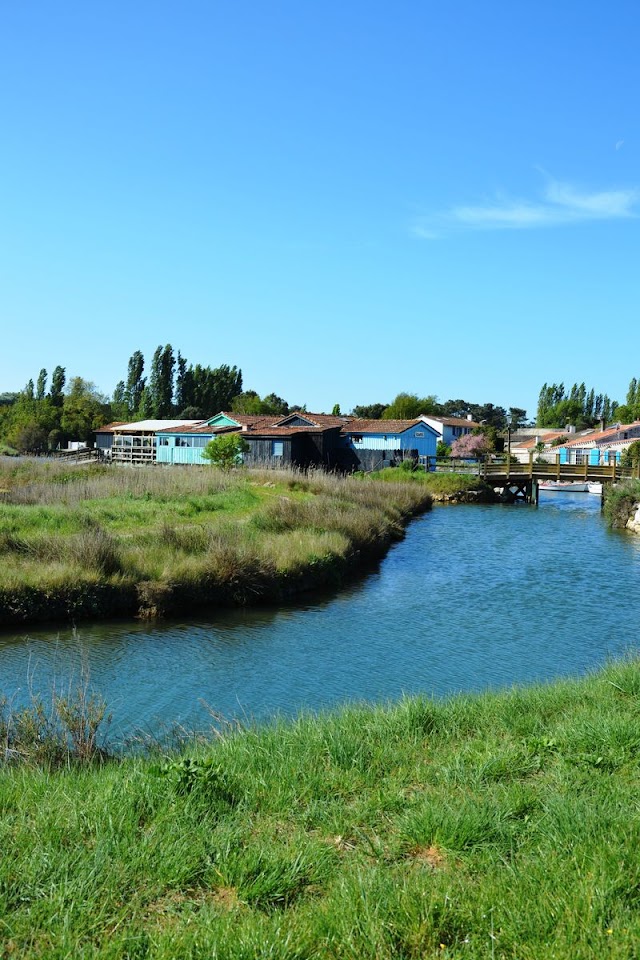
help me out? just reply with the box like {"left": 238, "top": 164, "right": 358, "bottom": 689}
{"left": 0, "top": 461, "right": 432, "bottom": 626}
{"left": 2, "top": 659, "right": 640, "bottom": 958}
{"left": 367, "top": 466, "right": 497, "bottom": 502}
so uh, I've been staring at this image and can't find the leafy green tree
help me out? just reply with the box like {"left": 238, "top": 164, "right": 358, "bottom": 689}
{"left": 15, "top": 422, "right": 48, "bottom": 454}
{"left": 202, "top": 433, "right": 250, "bottom": 470}
{"left": 537, "top": 381, "right": 617, "bottom": 429}
{"left": 36, "top": 369, "right": 47, "bottom": 401}
{"left": 441, "top": 400, "right": 506, "bottom": 428}
{"left": 23, "top": 379, "right": 35, "bottom": 401}
{"left": 331, "top": 403, "right": 341, "bottom": 416}
{"left": 617, "top": 377, "right": 640, "bottom": 423}
{"left": 174, "top": 352, "right": 189, "bottom": 413}
{"left": 383, "top": 393, "right": 439, "bottom": 420}
{"left": 436, "top": 440, "right": 451, "bottom": 458}
{"left": 262, "top": 393, "right": 289, "bottom": 416}
{"left": 188, "top": 363, "right": 243, "bottom": 415}
{"left": 137, "top": 385, "right": 154, "bottom": 419}
{"left": 2, "top": 387, "right": 59, "bottom": 450}
{"left": 177, "top": 405, "right": 205, "bottom": 419}
{"left": 50, "top": 366, "right": 66, "bottom": 406}
{"left": 231, "top": 391, "right": 265, "bottom": 415}
{"left": 47, "top": 428, "right": 63, "bottom": 451}
{"left": 60, "top": 378, "right": 111, "bottom": 443}
{"left": 111, "top": 381, "right": 129, "bottom": 421}
{"left": 621, "top": 440, "right": 640, "bottom": 470}
{"left": 351, "top": 403, "right": 387, "bottom": 420}
{"left": 147, "top": 345, "right": 175, "bottom": 418}
{"left": 508, "top": 407, "right": 528, "bottom": 428}
{"left": 125, "top": 350, "right": 146, "bottom": 414}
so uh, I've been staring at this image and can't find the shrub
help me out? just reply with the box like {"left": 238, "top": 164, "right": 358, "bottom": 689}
{"left": 202, "top": 434, "right": 250, "bottom": 470}
{"left": 0, "top": 681, "right": 111, "bottom": 767}
{"left": 621, "top": 440, "right": 640, "bottom": 471}
{"left": 603, "top": 479, "right": 640, "bottom": 529}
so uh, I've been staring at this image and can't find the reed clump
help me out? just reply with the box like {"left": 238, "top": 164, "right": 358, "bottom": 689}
{"left": 1, "top": 681, "right": 110, "bottom": 768}
{"left": 0, "top": 462, "right": 432, "bottom": 624}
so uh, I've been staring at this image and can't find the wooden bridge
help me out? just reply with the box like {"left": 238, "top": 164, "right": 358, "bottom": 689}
{"left": 483, "top": 455, "right": 639, "bottom": 503}
{"left": 425, "top": 454, "right": 640, "bottom": 504}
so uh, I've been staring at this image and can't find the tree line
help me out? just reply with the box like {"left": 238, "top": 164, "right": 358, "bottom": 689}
{"left": 536, "top": 382, "right": 619, "bottom": 430}
{"left": 2, "top": 344, "right": 639, "bottom": 456}
{"left": 0, "top": 347, "right": 245, "bottom": 454}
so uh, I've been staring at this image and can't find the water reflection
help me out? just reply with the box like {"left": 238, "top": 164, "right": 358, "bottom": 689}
{"left": 2, "top": 493, "right": 639, "bottom": 739}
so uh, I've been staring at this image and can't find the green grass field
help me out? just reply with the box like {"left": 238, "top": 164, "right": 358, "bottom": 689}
{"left": 0, "top": 461, "right": 433, "bottom": 625}
{"left": 2, "top": 659, "right": 639, "bottom": 958}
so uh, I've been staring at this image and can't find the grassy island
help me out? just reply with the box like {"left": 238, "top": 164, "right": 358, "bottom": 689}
{"left": 2, "top": 659, "right": 640, "bottom": 958}
{"left": 0, "top": 460, "right": 432, "bottom": 626}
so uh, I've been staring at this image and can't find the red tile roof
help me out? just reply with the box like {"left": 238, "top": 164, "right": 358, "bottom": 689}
{"left": 563, "top": 424, "right": 636, "bottom": 447}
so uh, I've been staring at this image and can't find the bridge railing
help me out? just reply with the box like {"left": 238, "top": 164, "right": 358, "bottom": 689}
{"left": 428, "top": 455, "right": 640, "bottom": 483}
{"left": 482, "top": 455, "right": 640, "bottom": 483}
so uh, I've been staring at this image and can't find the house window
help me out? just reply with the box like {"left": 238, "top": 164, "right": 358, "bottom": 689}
{"left": 272, "top": 441, "right": 284, "bottom": 457}
{"left": 158, "top": 438, "right": 169, "bottom": 446}
{"left": 351, "top": 434, "right": 363, "bottom": 444}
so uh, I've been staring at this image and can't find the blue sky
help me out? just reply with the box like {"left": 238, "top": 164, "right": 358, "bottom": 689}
{"left": 1, "top": 1, "right": 638, "bottom": 419}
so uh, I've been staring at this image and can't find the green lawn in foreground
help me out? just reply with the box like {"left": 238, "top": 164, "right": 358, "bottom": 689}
{"left": 2, "top": 659, "right": 639, "bottom": 958}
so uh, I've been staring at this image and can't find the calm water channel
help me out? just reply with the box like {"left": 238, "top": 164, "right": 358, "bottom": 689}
{"left": 2, "top": 493, "right": 639, "bottom": 741}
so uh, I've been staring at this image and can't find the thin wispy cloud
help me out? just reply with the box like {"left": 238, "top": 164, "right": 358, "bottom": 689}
{"left": 413, "top": 175, "right": 639, "bottom": 238}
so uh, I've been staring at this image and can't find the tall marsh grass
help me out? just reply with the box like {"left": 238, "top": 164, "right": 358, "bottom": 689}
{"left": 0, "top": 463, "right": 432, "bottom": 624}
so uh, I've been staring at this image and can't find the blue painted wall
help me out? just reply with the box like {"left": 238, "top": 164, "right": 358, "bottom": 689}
{"left": 558, "top": 446, "right": 620, "bottom": 465}
{"left": 343, "top": 423, "right": 438, "bottom": 461}
{"left": 156, "top": 432, "right": 212, "bottom": 465}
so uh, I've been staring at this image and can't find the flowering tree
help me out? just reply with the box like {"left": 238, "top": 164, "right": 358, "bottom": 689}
{"left": 450, "top": 432, "right": 492, "bottom": 460}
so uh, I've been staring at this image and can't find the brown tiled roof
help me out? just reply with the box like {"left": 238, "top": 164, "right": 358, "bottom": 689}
{"left": 240, "top": 426, "right": 332, "bottom": 437}
{"left": 273, "top": 413, "right": 354, "bottom": 428}
{"left": 218, "top": 413, "right": 276, "bottom": 428}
